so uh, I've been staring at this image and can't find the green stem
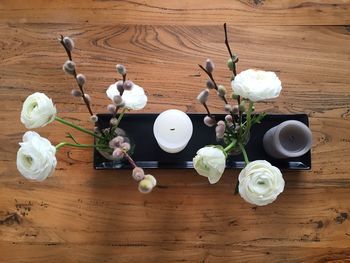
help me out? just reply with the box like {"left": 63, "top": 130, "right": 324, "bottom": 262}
{"left": 239, "top": 143, "right": 249, "bottom": 165}
{"left": 55, "top": 116, "right": 102, "bottom": 140}
{"left": 224, "top": 139, "right": 237, "bottom": 153}
{"left": 115, "top": 108, "right": 127, "bottom": 128}
{"left": 245, "top": 101, "right": 254, "bottom": 135}
{"left": 55, "top": 142, "right": 107, "bottom": 151}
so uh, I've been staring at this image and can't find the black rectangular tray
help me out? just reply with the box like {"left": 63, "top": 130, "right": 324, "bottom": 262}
{"left": 94, "top": 113, "right": 311, "bottom": 170}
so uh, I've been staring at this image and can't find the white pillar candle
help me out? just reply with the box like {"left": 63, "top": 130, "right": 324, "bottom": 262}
{"left": 263, "top": 120, "right": 312, "bottom": 159}
{"left": 153, "top": 109, "right": 193, "bottom": 153}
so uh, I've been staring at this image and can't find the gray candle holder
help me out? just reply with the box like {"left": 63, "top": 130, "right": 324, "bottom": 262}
{"left": 263, "top": 120, "right": 312, "bottom": 159}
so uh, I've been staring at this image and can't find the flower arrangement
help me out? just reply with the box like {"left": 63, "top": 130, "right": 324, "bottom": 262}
{"left": 193, "top": 24, "right": 285, "bottom": 206}
{"left": 16, "top": 36, "right": 157, "bottom": 194}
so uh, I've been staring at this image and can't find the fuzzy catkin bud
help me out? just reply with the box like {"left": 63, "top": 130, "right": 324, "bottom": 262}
{"left": 123, "top": 80, "right": 133, "bottom": 90}
{"left": 138, "top": 179, "right": 153, "bottom": 194}
{"left": 90, "top": 115, "right": 98, "bottom": 123}
{"left": 63, "top": 60, "right": 76, "bottom": 75}
{"left": 224, "top": 104, "right": 232, "bottom": 113}
{"left": 110, "top": 118, "right": 118, "bottom": 126}
{"left": 217, "top": 120, "right": 225, "bottom": 127}
{"left": 116, "top": 81, "right": 124, "bottom": 94}
{"left": 206, "top": 79, "right": 215, "bottom": 89}
{"left": 203, "top": 115, "right": 216, "bottom": 127}
{"left": 227, "top": 58, "right": 234, "bottom": 71}
{"left": 116, "top": 64, "right": 126, "bottom": 75}
{"left": 232, "top": 94, "right": 239, "bottom": 100}
{"left": 71, "top": 89, "right": 82, "bottom": 97}
{"left": 63, "top": 37, "right": 74, "bottom": 52}
{"left": 121, "top": 142, "right": 131, "bottom": 152}
{"left": 239, "top": 101, "right": 246, "bottom": 112}
{"left": 215, "top": 125, "right": 225, "bottom": 139}
{"left": 205, "top": 59, "right": 214, "bottom": 73}
{"left": 76, "top": 74, "right": 86, "bottom": 86}
{"left": 113, "top": 95, "right": 123, "bottom": 106}
{"left": 109, "top": 136, "right": 124, "bottom": 149}
{"left": 225, "top": 114, "right": 233, "bottom": 123}
{"left": 83, "top": 93, "right": 91, "bottom": 103}
{"left": 112, "top": 148, "right": 124, "bottom": 159}
{"left": 132, "top": 167, "right": 145, "bottom": 181}
{"left": 232, "top": 105, "right": 239, "bottom": 114}
{"left": 217, "top": 85, "right": 226, "bottom": 98}
{"left": 197, "top": 89, "right": 209, "bottom": 104}
{"left": 107, "top": 104, "right": 116, "bottom": 114}
{"left": 144, "top": 174, "right": 157, "bottom": 188}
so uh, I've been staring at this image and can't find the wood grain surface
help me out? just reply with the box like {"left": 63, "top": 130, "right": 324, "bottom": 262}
{"left": 1, "top": 1, "right": 350, "bottom": 262}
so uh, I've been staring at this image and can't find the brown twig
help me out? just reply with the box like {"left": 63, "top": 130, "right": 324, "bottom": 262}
{"left": 203, "top": 102, "right": 215, "bottom": 120}
{"left": 124, "top": 151, "right": 137, "bottom": 168}
{"left": 223, "top": 23, "right": 238, "bottom": 77}
{"left": 198, "top": 64, "right": 229, "bottom": 105}
{"left": 59, "top": 35, "right": 94, "bottom": 116}
{"left": 223, "top": 23, "right": 242, "bottom": 126}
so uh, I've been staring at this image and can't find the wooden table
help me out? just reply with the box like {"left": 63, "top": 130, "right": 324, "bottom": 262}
{"left": 1, "top": 1, "right": 350, "bottom": 262}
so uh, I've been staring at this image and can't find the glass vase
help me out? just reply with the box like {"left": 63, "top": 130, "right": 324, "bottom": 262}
{"left": 96, "top": 127, "right": 135, "bottom": 162}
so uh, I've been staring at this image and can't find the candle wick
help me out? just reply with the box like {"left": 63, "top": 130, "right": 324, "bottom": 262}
{"left": 170, "top": 128, "right": 175, "bottom": 131}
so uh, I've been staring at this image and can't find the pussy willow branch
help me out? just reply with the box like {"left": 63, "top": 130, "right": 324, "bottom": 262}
{"left": 198, "top": 64, "right": 237, "bottom": 122}
{"left": 224, "top": 23, "right": 238, "bottom": 77}
{"left": 223, "top": 23, "right": 242, "bottom": 127}
{"left": 59, "top": 35, "right": 94, "bottom": 116}
{"left": 109, "top": 71, "right": 127, "bottom": 137}
{"left": 124, "top": 151, "right": 137, "bottom": 168}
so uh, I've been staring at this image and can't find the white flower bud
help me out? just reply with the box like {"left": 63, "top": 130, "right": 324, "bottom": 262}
{"left": 203, "top": 115, "right": 215, "bottom": 127}
{"left": 197, "top": 89, "right": 209, "bottom": 104}
{"left": 123, "top": 80, "right": 133, "bottom": 90}
{"left": 63, "top": 37, "right": 74, "bottom": 52}
{"left": 205, "top": 59, "right": 214, "bottom": 73}
{"left": 90, "top": 115, "right": 98, "bottom": 123}
{"left": 71, "top": 89, "right": 82, "bottom": 97}
{"left": 116, "top": 64, "right": 126, "bottom": 75}
{"left": 132, "top": 167, "right": 145, "bottom": 181}
{"left": 112, "top": 148, "right": 124, "bottom": 159}
{"left": 76, "top": 74, "right": 86, "bottom": 86}
{"left": 217, "top": 85, "right": 226, "bottom": 98}
{"left": 107, "top": 104, "right": 116, "bottom": 113}
{"left": 63, "top": 60, "right": 75, "bottom": 75}
{"left": 206, "top": 79, "right": 215, "bottom": 89}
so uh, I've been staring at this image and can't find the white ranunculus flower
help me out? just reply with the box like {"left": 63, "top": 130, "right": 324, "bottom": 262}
{"left": 193, "top": 146, "right": 226, "bottom": 184}
{"left": 106, "top": 81, "right": 147, "bottom": 110}
{"left": 231, "top": 69, "right": 282, "bottom": 102}
{"left": 16, "top": 131, "right": 57, "bottom": 181}
{"left": 21, "top": 92, "right": 57, "bottom": 129}
{"left": 238, "top": 160, "right": 285, "bottom": 206}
